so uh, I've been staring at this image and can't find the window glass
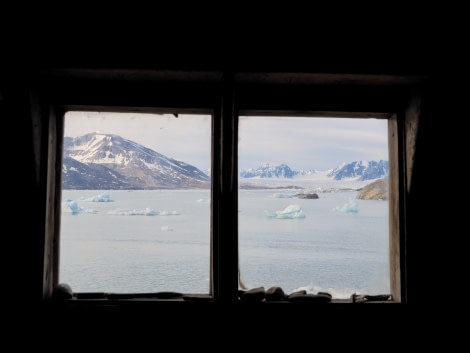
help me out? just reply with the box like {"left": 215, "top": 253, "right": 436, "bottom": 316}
{"left": 60, "top": 111, "right": 212, "bottom": 294}
{"left": 238, "top": 116, "right": 390, "bottom": 299}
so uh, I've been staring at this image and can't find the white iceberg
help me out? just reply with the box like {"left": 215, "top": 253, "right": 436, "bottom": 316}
{"left": 265, "top": 204, "right": 306, "bottom": 219}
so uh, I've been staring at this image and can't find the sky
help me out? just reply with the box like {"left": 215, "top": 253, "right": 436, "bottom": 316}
{"left": 64, "top": 111, "right": 389, "bottom": 172}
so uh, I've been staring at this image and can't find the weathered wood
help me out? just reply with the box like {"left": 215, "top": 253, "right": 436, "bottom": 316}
{"left": 388, "top": 114, "right": 401, "bottom": 302}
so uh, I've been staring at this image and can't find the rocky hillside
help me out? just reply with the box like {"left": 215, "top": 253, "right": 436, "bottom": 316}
{"left": 63, "top": 132, "right": 210, "bottom": 190}
{"left": 356, "top": 178, "right": 388, "bottom": 200}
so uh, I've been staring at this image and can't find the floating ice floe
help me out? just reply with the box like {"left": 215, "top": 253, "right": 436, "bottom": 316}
{"left": 106, "top": 208, "right": 159, "bottom": 216}
{"left": 265, "top": 204, "right": 306, "bottom": 219}
{"left": 161, "top": 226, "right": 174, "bottom": 231}
{"left": 332, "top": 198, "right": 358, "bottom": 213}
{"left": 105, "top": 208, "right": 180, "bottom": 216}
{"left": 78, "top": 193, "right": 113, "bottom": 202}
{"left": 159, "top": 210, "right": 180, "bottom": 216}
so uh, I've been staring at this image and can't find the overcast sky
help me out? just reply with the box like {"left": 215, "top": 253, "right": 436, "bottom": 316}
{"left": 64, "top": 111, "right": 388, "bottom": 172}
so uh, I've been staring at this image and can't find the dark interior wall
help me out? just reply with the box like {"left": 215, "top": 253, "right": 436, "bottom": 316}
{"left": 2, "top": 76, "right": 46, "bottom": 306}
{"left": 406, "top": 74, "right": 462, "bottom": 307}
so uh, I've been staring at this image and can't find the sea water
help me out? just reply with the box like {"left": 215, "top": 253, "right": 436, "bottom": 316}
{"left": 60, "top": 187, "right": 389, "bottom": 299}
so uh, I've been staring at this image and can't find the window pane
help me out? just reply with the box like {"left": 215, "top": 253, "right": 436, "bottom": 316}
{"left": 60, "top": 112, "right": 212, "bottom": 294}
{"left": 238, "top": 116, "right": 390, "bottom": 299}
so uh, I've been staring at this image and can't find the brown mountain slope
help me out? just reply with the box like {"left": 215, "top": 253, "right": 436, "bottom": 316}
{"left": 356, "top": 178, "right": 388, "bottom": 200}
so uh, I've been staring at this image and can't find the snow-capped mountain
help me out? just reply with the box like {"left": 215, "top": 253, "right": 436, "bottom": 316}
{"left": 62, "top": 132, "right": 388, "bottom": 190}
{"left": 327, "top": 160, "right": 389, "bottom": 181}
{"left": 240, "top": 163, "right": 297, "bottom": 178}
{"left": 240, "top": 160, "right": 388, "bottom": 181}
{"left": 62, "top": 133, "right": 210, "bottom": 189}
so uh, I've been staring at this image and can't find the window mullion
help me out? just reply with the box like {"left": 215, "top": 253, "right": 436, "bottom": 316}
{"left": 215, "top": 73, "right": 239, "bottom": 303}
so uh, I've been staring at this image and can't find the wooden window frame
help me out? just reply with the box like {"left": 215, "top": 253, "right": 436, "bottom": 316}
{"left": 37, "top": 69, "right": 422, "bottom": 307}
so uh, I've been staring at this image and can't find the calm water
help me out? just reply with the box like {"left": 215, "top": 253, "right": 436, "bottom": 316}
{"left": 60, "top": 188, "right": 389, "bottom": 299}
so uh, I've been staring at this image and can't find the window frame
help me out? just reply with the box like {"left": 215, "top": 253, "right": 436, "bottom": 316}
{"left": 235, "top": 113, "right": 396, "bottom": 298}
{"left": 234, "top": 79, "right": 408, "bottom": 304}
{"left": 39, "top": 70, "right": 419, "bottom": 306}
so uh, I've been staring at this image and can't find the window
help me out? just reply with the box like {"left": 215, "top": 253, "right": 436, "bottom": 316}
{"left": 42, "top": 71, "right": 409, "bottom": 305}
{"left": 238, "top": 116, "right": 390, "bottom": 299}
{"left": 60, "top": 112, "right": 212, "bottom": 295}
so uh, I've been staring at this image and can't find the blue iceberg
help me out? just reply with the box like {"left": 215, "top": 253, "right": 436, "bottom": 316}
{"left": 62, "top": 200, "right": 97, "bottom": 214}
{"left": 332, "top": 198, "right": 358, "bottom": 213}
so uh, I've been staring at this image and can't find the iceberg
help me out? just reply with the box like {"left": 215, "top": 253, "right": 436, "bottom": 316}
{"left": 62, "top": 200, "right": 82, "bottom": 214}
{"left": 79, "top": 193, "right": 113, "bottom": 202}
{"left": 332, "top": 198, "right": 358, "bottom": 213}
{"left": 265, "top": 204, "right": 306, "bottom": 219}
{"left": 271, "top": 193, "right": 294, "bottom": 198}
{"left": 61, "top": 200, "right": 97, "bottom": 214}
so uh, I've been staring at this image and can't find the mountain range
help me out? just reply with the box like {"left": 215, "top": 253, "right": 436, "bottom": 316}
{"left": 240, "top": 160, "right": 388, "bottom": 181}
{"left": 62, "top": 132, "right": 388, "bottom": 190}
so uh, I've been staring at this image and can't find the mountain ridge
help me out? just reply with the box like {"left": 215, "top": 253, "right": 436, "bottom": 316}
{"left": 240, "top": 160, "right": 388, "bottom": 181}
{"left": 63, "top": 133, "right": 210, "bottom": 190}
{"left": 63, "top": 132, "right": 388, "bottom": 190}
